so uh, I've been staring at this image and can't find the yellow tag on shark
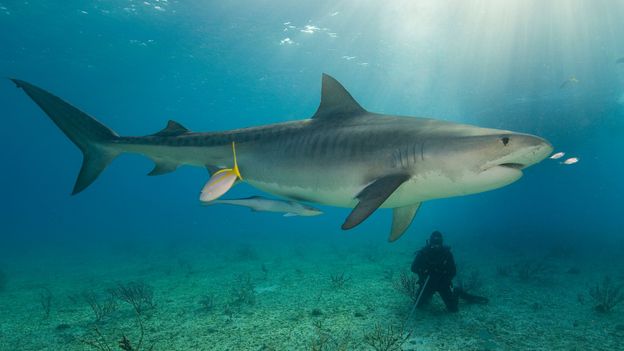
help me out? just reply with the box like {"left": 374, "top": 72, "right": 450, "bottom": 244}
{"left": 199, "top": 142, "right": 242, "bottom": 202}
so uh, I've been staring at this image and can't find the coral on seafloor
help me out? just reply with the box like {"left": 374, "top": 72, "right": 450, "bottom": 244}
{"left": 363, "top": 323, "right": 411, "bottom": 351}
{"left": 589, "top": 276, "right": 624, "bottom": 313}
{"left": 109, "top": 282, "right": 156, "bottom": 316}
{"left": 393, "top": 272, "right": 420, "bottom": 302}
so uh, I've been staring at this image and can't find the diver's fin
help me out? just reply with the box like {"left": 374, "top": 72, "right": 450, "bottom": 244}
{"left": 342, "top": 174, "right": 410, "bottom": 230}
{"left": 312, "top": 74, "right": 366, "bottom": 119}
{"left": 148, "top": 160, "right": 178, "bottom": 176}
{"left": 389, "top": 203, "right": 421, "bottom": 242}
{"left": 11, "top": 79, "right": 121, "bottom": 195}
{"left": 152, "top": 120, "right": 189, "bottom": 137}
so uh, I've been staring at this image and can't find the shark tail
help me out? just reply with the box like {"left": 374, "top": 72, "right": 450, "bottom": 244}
{"left": 12, "top": 79, "right": 122, "bottom": 195}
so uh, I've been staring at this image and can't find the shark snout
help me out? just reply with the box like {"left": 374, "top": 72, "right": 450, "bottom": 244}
{"left": 498, "top": 133, "right": 553, "bottom": 169}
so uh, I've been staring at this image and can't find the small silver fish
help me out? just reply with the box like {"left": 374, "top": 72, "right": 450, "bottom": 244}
{"left": 202, "top": 196, "right": 323, "bottom": 217}
{"left": 563, "top": 157, "right": 579, "bottom": 165}
{"left": 550, "top": 152, "right": 565, "bottom": 160}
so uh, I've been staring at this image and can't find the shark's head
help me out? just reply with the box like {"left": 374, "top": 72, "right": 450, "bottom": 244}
{"left": 422, "top": 127, "right": 553, "bottom": 196}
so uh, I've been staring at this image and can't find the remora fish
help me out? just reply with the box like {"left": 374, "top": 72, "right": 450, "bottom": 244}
{"left": 11, "top": 74, "right": 552, "bottom": 241}
{"left": 203, "top": 196, "right": 323, "bottom": 217}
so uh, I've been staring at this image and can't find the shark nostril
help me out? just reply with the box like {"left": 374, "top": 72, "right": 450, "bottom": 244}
{"left": 501, "top": 137, "right": 510, "bottom": 146}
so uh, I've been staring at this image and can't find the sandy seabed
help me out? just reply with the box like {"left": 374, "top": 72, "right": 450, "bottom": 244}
{"left": 1, "top": 232, "right": 623, "bottom": 351}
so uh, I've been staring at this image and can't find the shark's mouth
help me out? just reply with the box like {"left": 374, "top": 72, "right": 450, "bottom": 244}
{"left": 499, "top": 163, "right": 525, "bottom": 170}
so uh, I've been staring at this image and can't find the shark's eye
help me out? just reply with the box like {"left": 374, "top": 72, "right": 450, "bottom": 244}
{"left": 501, "top": 137, "right": 510, "bottom": 146}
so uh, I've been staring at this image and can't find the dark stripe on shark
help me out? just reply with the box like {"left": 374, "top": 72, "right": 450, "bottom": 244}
{"left": 120, "top": 122, "right": 307, "bottom": 148}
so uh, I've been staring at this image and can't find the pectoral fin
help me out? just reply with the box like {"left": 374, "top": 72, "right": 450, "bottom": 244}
{"left": 341, "top": 174, "right": 410, "bottom": 230}
{"left": 389, "top": 203, "right": 421, "bottom": 242}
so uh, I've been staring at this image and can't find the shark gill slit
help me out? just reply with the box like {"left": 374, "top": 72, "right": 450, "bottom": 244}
{"left": 308, "top": 134, "right": 318, "bottom": 157}
{"left": 318, "top": 134, "right": 329, "bottom": 157}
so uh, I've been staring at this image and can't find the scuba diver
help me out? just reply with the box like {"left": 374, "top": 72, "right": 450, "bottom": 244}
{"left": 411, "top": 230, "right": 489, "bottom": 312}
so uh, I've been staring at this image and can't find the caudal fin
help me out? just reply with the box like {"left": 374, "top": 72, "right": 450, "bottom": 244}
{"left": 12, "top": 79, "right": 121, "bottom": 194}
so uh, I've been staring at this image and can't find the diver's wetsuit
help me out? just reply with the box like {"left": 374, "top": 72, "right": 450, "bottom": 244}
{"left": 411, "top": 242, "right": 489, "bottom": 312}
{"left": 411, "top": 244, "right": 459, "bottom": 312}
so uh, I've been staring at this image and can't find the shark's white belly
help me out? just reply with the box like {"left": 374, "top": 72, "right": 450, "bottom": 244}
{"left": 246, "top": 180, "right": 361, "bottom": 208}
{"left": 387, "top": 168, "right": 521, "bottom": 206}
{"left": 246, "top": 166, "right": 522, "bottom": 209}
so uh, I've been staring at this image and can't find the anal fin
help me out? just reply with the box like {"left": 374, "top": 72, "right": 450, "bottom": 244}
{"left": 206, "top": 165, "right": 221, "bottom": 175}
{"left": 389, "top": 203, "right": 421, "bottom": 242}
{"left": 148, "top": 161, "right": 178, "bottom": 176}
{"left": 341, "top": 174, "right": 410, "bottom": 230}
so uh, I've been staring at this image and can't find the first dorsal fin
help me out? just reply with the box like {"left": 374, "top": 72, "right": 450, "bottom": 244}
{"left": 153, "top": 120, "right": 189, "bottom": 137}
{"left": 312, "top": 74, "right": 366, "bottom": 119}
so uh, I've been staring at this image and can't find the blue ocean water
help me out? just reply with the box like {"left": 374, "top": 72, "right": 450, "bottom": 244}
{"left": 1, "top": 1, "right": 624, "bottom": 350}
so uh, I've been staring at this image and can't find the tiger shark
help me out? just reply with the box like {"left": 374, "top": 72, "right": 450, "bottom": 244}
{"left": 11, "top": 74, "right": 552, "bottom": 241}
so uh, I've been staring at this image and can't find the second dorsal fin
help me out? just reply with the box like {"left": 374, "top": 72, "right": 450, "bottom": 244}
{"left": 312, "top": 74, "right": 366, "bottom": 120}
{"left": 153, "top": 120, "right": 189, "bottom": 137}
